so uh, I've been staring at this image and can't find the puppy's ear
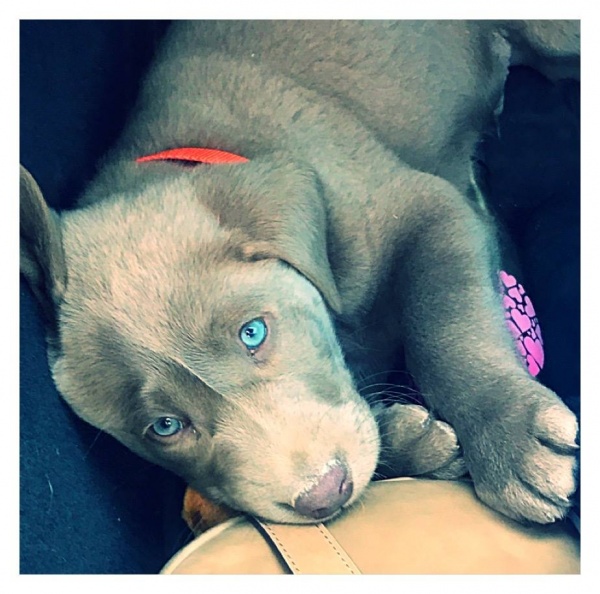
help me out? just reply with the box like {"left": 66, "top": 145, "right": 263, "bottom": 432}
{"left": 210, "top": 160, "right": 343, "bottom": 314}
{"left": 20, "top": 165, "right": 67, "bottom": 325}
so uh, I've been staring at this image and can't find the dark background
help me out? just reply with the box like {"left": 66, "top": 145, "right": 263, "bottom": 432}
{"left": 19, "top": 20, "right": 580, "bottom": 573}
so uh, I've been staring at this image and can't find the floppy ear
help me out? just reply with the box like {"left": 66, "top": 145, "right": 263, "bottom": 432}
{"left": 206, "top": 160, "right": 343, "bottom": 314}
{"left": 20, "top": 165, "right": 67, "bottom": 325}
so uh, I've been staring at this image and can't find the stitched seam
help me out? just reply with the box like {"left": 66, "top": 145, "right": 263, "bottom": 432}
{"left": 262, "top": 524, "right": 301, "bottom": 574}
{"left": 316, "top": 524, "right": 358, "bottom": 574}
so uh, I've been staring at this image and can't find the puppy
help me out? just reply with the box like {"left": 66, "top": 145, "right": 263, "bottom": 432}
{"left": 21, "top": 20, "right": 579, "bottom": 525}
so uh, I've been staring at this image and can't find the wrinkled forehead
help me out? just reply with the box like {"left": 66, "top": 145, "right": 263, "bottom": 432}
{"left": 91, "top": 254, "right": 322, "bottom": 359}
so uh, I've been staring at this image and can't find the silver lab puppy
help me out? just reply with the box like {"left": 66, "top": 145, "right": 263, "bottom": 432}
{"left": 21, "top": 20, "right": 579, "bottom": 525}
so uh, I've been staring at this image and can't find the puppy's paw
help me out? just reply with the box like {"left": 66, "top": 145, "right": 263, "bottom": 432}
{"left": 464, "top": 384, "right": 579, "bottom": 524}
{"left": 426, "top": 456, "right": 468, "bottom": 480}
{"left": 376, "top": 403, "right": 466, "bottom": 478}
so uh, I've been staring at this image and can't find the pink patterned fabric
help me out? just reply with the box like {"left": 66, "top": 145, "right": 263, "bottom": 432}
{"left": 500, "top": 270, "right": 544, "bottom": 376}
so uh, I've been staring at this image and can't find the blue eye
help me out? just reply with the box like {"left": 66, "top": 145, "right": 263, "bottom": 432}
{"left": 239, "top": 317, "right": 268, "bottom": 350}
{"left": 150, "top": 417, "right": 184, "bottom": 438}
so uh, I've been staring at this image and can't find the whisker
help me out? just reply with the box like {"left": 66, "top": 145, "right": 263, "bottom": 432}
{"left": 355, "top": 368, "right": 418, "bottom": 385}
{"left": 359, "top": 381, "right": 422, "bottom": 395}
{"left": 83, "top": 429, "right": 105, "bottom": 459}
{"left": 361, "top": 389, "right": 422, "bottom": 403}
{"left": 171, "top": 523, "right": 196, "bottom": 547}
{"left": 362, "top": 389, "right": 424, "bottom": 407}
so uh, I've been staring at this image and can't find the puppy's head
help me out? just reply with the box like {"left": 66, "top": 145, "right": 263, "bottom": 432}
{"left": 20, "top": 160, "right": 379, "bottom": 523}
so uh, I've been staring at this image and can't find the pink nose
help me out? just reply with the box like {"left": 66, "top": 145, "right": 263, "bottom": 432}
{"left": 293, "top": 461, "right": 353, "bottom": 520}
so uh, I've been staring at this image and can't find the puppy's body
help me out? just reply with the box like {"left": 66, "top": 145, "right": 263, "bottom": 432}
{"left": 21, "top": 21, "right": 580, "bottom": 525}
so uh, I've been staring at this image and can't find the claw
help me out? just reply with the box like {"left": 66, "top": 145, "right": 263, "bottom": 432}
{"left": 534, "top": 405, "right": 579, "bottom": 450}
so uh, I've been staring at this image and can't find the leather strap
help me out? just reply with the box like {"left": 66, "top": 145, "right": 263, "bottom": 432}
{"left": 252, "top": 519, "right": 362, "bottom": 575}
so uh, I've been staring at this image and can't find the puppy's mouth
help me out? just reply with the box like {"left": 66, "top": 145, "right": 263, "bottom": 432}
{"left": 273, "top": 503, "right": 346, "bottom": 524}
{"left": 231, "top": 453, "right": 373, "bottom": 525}
{"left": 203, "top": 385, "right": 380, "bottom": 524}
{"left": 202, "top": 445, "right": 374, "bottom": 524}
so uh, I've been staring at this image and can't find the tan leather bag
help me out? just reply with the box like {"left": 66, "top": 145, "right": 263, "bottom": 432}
{"left": 161, "top": 478, "right": 579, "bottom": 574}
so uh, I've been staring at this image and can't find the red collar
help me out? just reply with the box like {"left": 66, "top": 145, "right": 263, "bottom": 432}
{"left": 136, "top": 147, "right": 249, "bottom": 165}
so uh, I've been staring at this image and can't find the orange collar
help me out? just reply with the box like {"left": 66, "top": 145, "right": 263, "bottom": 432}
{"left": 136, "top": 147, "right": 248, "bottom": 165}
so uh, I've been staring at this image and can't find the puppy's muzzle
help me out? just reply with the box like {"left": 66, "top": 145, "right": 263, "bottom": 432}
{"left": 291, "top": 459, "right": 354, "bottom": 520}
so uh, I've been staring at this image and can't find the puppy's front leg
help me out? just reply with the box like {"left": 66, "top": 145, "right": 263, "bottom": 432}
{"left": 393, "top": 173, "right": 578, "bottom": 524}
